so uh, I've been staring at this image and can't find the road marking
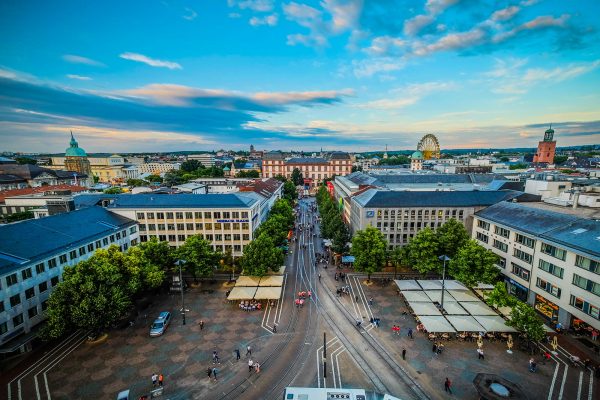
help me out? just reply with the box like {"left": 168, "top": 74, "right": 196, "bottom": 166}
{"left": 577, "top": 371, "right": 583, "bottom": 400}
{"left": 335, "top": 348, "right": 345, "bottom": 389}
{"left": 589, "top": 370, "right": 593, "bottom": 400}
{"left": 558, "top": 364, "right": 568, "bottom": 400}
{"left": 38, "top": 334, "right": 87, "bottom": 400}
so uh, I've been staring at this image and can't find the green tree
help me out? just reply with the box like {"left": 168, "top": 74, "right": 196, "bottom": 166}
{"left": 269, "top": 198, "right": 294, "bottom": 228}
{"left": 236, "top": 170, "right": 260, "bottom": 178}
{"left": 241, "top": 233, "right": 283, "bottom": 276}
{"left": 389, "top": 246, "right": 406, "bottom": 278}
{"left": 163, "top": 170, "right": 184, "bottom": 186}
{"left": 436, "top": 219, "right": 469, "bottom": 258}
{"left": 176, "top": 235, "right": 219, "bottom": 281}
{"left": 448, "top": 239, "right": 499, "bottom": 288}
{"left": 146, "top": 174, "right": 162, "bottom": 183}
{"left": 485, "top": 281, "right": 517, "bottom": 309}
{"left": 126, "top": 178, "right": 149, "bottom": 187}
{"left": 181, "top": 159, "right": 201, "bottom": 172}
{"left": 553, "top": 155, "right": 568, "bottom": 164}
{"left": 291, "top": 168, "right": 303, "bottom": 186}
{"left": 351, "top": 226, "right": 387, "bottom": 281}
{"left": 283, "top": 180, "right": 298, "bottom": 202}
{"left": 273, "top": 174, "right": 287, "bottom": 182}
{"left": 506, "top": 301, "right": 546, "bottom": 342}
{"left": 137, "top": 237, "right": 175, "bottom": 271}
{"left": 254, "top": 214, "right": 289, "bottom": 246}
{"left": 103, "top": 187, "right": 123, "bottom": 194}
{"left": 500, "top": 156, "right": 510, "bottom": 162}
{"left": 219, "top": 247, "right": 237, "bottom": 281}
{"left": 4, "top": 210, "right": 34, "bottom": 223}
{"left": 509, "top": 163, "right": 528, "bottom": 170}
{"left": 331, "top": 220, "right": 350, "bottom": 254}
{"left": 15, "top": 157, "right": 37, "bottom": 165}
{"left": 404, "top": 228, "right": 440, "bottom": 274}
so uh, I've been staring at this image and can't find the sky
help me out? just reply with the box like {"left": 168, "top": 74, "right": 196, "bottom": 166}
{"left": 1, "top": 0, "right": 599, "bottom": 153}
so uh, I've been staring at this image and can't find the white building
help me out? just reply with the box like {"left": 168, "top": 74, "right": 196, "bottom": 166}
{"left": 138, "top": 162, "right": 181, "bottom": 175}
{"left": 472, "top": 202, "right": 600, "bottom": 330}
{"left": 0, "top": 207, "right": 138, "bottom": 352}
{"left": 188, "top": 153, "right": 215, "bottom": 167}
{"left": 525, "top": 178, "right": 572, "bottom": 199}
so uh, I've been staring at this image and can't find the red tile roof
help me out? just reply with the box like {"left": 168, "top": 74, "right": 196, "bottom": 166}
{"left": 0, "top": 184, "right": 88, "bottom": 203}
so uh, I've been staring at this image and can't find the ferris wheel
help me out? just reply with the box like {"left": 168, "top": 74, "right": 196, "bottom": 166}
{"left": 417, "top": 134, "right": 441, "bottom": 159}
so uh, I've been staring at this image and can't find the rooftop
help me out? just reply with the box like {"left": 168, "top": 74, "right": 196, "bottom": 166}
{"left": 0, "top": 207, "right": 136, "bottom": 273}
{"left": 286, "top": 157, "right": 329, "bottom": 164}
{"left": 106, "top": 193, "right": 261, "bottom": 209}
{"left": 0, "top": 184, "right": 89, "bottom": 203}
{"left": 353, "top": 189, "right": 522, "bottom": 208}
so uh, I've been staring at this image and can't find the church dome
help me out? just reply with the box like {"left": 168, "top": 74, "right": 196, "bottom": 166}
{"left": 65, "top": 132, "right": 88, "bottom": 157}
{"left": 411, "top": 151, "right": 423, "bottom": 160}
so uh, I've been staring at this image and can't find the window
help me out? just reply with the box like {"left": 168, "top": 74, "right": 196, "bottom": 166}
{"left": 168, "top": 235, "right": 176, "bottom": 241}
{"left": 195, "top": 223, "right": 203, "bottom": 230}
{"left": 476, "top": 232, "right": 489, "bottom": 243}
{"left": 573, "top": 274, "right": 600, "bottom": 296}
{"left": 79, "top": 246, "right": 86, "bottom": 256}
{"left": 147, "top": 212, "right": 155, "bottom": 219}
{"left": 243, "top": 234, "right": 250, "bottom": 240}
{"left": 195, "top": 212, "right": 202, "bottom": 219}
{"left": 515, "top": 234, "right": 535, "bottom": 248}
{"left": 35, "top": 263, "right": 45, "bottom": 274}
{"left": 102, "top": 238, "right": 108, "bottom": 246}
{"left": 575, "top": 255, "right": 599, "bottom": 275}
{"left": 6, "top": 273, "right": 18, "bottom": 287}
{"left": 166, "top": 212, "right": 174, "bottom": 219}
{"left": 25, "top": 287, "right": 35, "bottom": 299}
{"left": 22, "top": 267, "right": 33, "bottom": 280}
{"left": 570, "top": 296, "right": 600, "bottom": 320}
{"left": 167, "top": 224, "right": 175, "bottom": 231}
{"left": 175, "top": 212, "right": 184, "bottom": 219}
{"left": 51, "top": 276, "right": 59, "bottom": 286}
{"left": 204, "top": 212, "right": 212, "bottom": 218}
{"left": 178, "top": 234, "right": 185, "bottom": 241}
{"left": 110, "top": 235, "right": 115, "bottom": 243}
{"left": 39, "top": 281, "right": 48, "bottom": 293}
{"left": 0, "top": 301, "right": 4, "bottom": 313}
{"left": 177, "top": 223, "right": 184, "bottom": 230}
{"left": 540, "top": 243, "right": 567, "bottom": 261}
{"left": 48, "top": 258, "right": 57, "bottom": 268}
{"left": 186, "top": 223, "right": 194, "bottom": 230}
{"left": 214, "top": 212, "right": 221, "bottom": 219}
{"left": 511, "top": 263, "right": 530, "bottom": 281}
{"left": 28, "top": 306, "right": 38, "bottom": 319}
{"left": 538, "top": 259, "right": 564, "bottom": 279}
{"left": 536, "top": 278, "right": 561, "bottom": 298}
{"left": 0, "top": 321, "right": 7, "bottom": 334}
{"left": 186, "top": 212, "right": 193, "bottom": 219}
{"left": 494, "top": 226, "right": 510, "bottom": 238}
{"left": 88, "top": 243, "right": 94, "bottom": 252}
{"left": 497, "top": 256, "right": 506, "bottom": 269}
{"left": 12, "top": 314, "right": 24, "bottom": 327}
{"left": 232, "top": 212, "right": 240, "bottom": 218}
{"left": 137, "top": 212, "right": 145, "bottom": 219}
{"left": 69, "top": 250, "right": 77, "bottom": 260}
{"left": 205, "top": 223, "right": 213, "bottom": 230}
{"left": 59, "top": 254, "right": 67, "bottom": 264}
{"left": 514, "top": 249, "right": 533, "bottom": 265}
{"left": 10, "top": 294, "right": 21, "bottom": 307}
{"left": 116, "top": 232, "right": 121, "bottom": 240}
{"left": 215, "top": 234, "right": 223, "bottom": 241}
{"left": 156, "top": 212, "right": 165, "bottom": 219}
{"left": 493, "top": 239, "right": 508, "bottom": 252}
{"left": 242, "top": 212, "right": 248, "bottom": 218}
{"left": 41, "top": 300, "right": 48, "bottom": 311}
{"left": 477, "top": 220, "right": 490, "bottom": 230}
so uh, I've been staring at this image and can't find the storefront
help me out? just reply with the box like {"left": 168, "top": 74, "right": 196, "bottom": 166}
{"left": 507, "top": 278, "right": 528, "bottom": 302}
{"left": 534, "top": 294, "right": 559, "bottom": 324}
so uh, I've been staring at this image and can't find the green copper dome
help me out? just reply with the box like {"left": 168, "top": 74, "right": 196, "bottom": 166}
{"left": 411, "top": 150, "right": 423, "bottom": 159}
{"left": 65, "top": 132, "right": 88, "bottom": 157}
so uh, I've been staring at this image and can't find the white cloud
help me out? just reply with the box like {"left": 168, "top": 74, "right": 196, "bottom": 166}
{"left": 66, "top": 74, "right": 92, "bottom": 81}
{"left": 351, "top": 57, "right": 405, "bottom": 78}
{"left": 228, "top": 0, "right": 274, "bottom": 12}
{"left": 249, "top": 13, "right": 278, "bottom": 26}
{"left": 364, "top": 36, "right": 406, "bottom": 56}
{"left": 491, "top": 6, "right": 520, "bottom": 22}
{"left": 183, "top": 7, "right": 198, "bottom": 20}
{"left": 119, "top": 52, "right": 182, "bottom": 70}
{"left": 62, "top": 54, "right": 105, "bottom": 67}
{"left": 492, "top": 14, "right": 570, "bottom": 43}
{"left": 412, "top": 28, "right": 486, "bottom": 56}
{"left": 403, "top": 0, "right": 459, "bottom": 36}
{"left": 359, "top": 81, "right": 456, "bottom": 109}
{"left": 229, "top": 12, "right": 242, "bottom": 18}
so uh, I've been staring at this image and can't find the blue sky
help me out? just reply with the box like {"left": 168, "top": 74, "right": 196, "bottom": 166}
{"left": 1, "top": 0, "right": 599, "bottom": 153}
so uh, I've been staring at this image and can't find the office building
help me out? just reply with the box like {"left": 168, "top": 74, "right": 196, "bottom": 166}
{"left": 188, "top": 153, "right": 215, "bottom": 167}
{"left": 262, "top": 151, "right": 352, "bottom": 187}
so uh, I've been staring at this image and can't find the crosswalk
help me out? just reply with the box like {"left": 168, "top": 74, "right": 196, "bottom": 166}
{"left": 316, "top": 336, "right": 346, "bottom": 389}
{"left": 539, "top": 342, "right": 595, "bottom": 400}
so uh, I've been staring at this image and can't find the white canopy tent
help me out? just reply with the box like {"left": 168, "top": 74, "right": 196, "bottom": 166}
{"left": 417, "top": 280, "right": 443, "bottom": 290}
{"left": 460, "top": 301, "right": 497, "bottom": 316}
{"left": 403, "top": 291, "right": 431, "bottom": 302}
{"left": 408, "top": 301, "right": 442, "bottom": 316}
{"left": 440, "top": 301, "right": 469, "bottom": 315}
{"left": 446, "top": 315, "right": 486, "bottom": 332}
{"left": 447, "top": 290, "right": 480, "bottom": 302}
{"left": 259, "top": 275, "right": 284, "bottom": 287}
{"left": 473, "top": 315, "right": 517, "bottom": 332}
{"left": 254, "top": 286, "right": 283, "bottom": 300}
{"left": 394, "top": 280, "right": 421, "bottom": 291}
{"left": 438, "top": 280, "right": 468, "bottom": 290}
{"left": 235, "top": 276, "right": 262, "bottom": 287}
{"left": 227, "top": 286, "right": 258, "bottom": 300}
{"left": 418, "top": 315, "right": 456, "bottom": 333}
{"left": 424, "top": 290, "right": 455, "bottom": 303}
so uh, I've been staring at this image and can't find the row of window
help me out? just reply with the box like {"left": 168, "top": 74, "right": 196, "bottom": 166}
{"left": 136, "top": 211, "right": 249, "bottom": 220}
{"left": 0, "top": 277, "right": 59, "bottom": 314}
{"left": 513, "top": 248, "right": 533, "bottom": 265}
{"left": 536, "top": 277, "right": 561, "bottom": 298}
{"left": 541, "top": 243, "right": 567, "bottom": 261}
{"left": 376, "top": 221, "right": 447, "bottom": 230}
{"left": 576, "top": 255, "right": 599, "bottom": 275}
{"left": 139, "top": 235, "right": 243, "bottom": 251}
{"left": 511, "top": 263, "right": 530, "bottom": 282}
{"left": 538, "top": 259, "right": 564, "bottom": 279}
{"left": 573, "top": 274, "right": 600, "bottom": 297}
{"left": 515, "top": 233, "right": 536, "bottom": 248}
{"left": 493, "top": 239, "right": 508, "bottom": 252}
{"left": 379, "top": 209, "right": 465, "bottom": 219}
{"left": 140, "top": 222, "right": 249, "bottom": 232}
{"left": 476, "top": 232, "right": 488, "bottom": 244}
{"left": 0, "top": 303, "right": 45, "bottom": 335}
{"left": 570, "top": 295, "right": 600, "bottom": 320}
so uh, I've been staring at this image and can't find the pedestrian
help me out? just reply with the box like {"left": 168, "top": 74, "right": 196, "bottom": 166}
{"left": 246, "top": 345, "right": 252, "bottom": 356}
{"left": 272, "top": 323, "right": 278, "bottom": 333}
{"left": 319, "top": 273, "right": 321, "bottom": 282}
{"left": 212, "top": 367, "right": 218, "bottom": 381}
{"left": 543, "top": 351, "right": 551, "bottom": 365}
{"left": 254, "top": 361, "right": 261, "bottom": 374}
{"left": 369, "top": 297, "right": 373, "bottom": 306}
{"left": 248, "top": 359, "right": 254, "bottom": 372}
{"left": 200, "top": 320, "right": 204, "bottom": 330}
{"left": 592, "top": 330, "right": 598, "bottom": 341}
{"left": 206, "top": 367, "right": 213, "bottom": 380}
{"left": 444, "top": 377, "right": 452, "bottom": 394}
{"left": 158, "top": 374, "right": 164, "bottom": 387}
{"left": 235, "top": 348, "right": 241, "bottom": 360}
{"left": 151, "top": 373, "right": 158, "bottom": 387}
{"left": 433, "top": 343, "right": 438, "bottom": 353}
{"left": 213, "top": 350, "right": 220, "bottom": 364}
{"left": 477, "top": 348, "right": 484, "bottom": 360}
{"left": 408, "top": 328, "right": 413, "bottom": 339}
{"left": 402, "top": 348, "right": 407, "bottom": 360}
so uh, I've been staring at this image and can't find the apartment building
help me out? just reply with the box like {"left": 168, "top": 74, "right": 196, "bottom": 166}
{"left": 0, "top": 207, "right": 138, "bottom": 351}
{"left": 188, "top": 153, "right": 215, "bottom": 167}
{"left": 350, "top": 189, "right": 521, "bottom": 249}
{"left": 262, "top": 151, "right": 352, "bottom": 187}
{"left": 472, "top": 202, "right": 600, "bottom": 330}
{"left": 138, "top": 162, "right": 181, "bottom": 175}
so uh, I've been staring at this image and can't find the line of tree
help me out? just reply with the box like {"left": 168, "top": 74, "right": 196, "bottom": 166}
{"left": 316, "top": 186, "right": 350, "bottom": 255}
{"left": 163, "top": 161, "right": 227, "bottom": 186}
{"left": 236, "top": 170, "right": 260, "bottom": 178}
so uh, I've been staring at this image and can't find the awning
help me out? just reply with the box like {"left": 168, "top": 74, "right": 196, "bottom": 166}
{"left": 423, "top": 290, "right": 455, "bottom": 303}
{"left": 235, "top": 276, "right": 262, "bottom": 287}
{"left": 402, "top": 291, "right": 431, "bottom": 302}
{"left": 459, "top": 301, "right": 497, "bottom": 316}
{"left": 259, "top": 275, "right": 284, "bottom": 287}
{"left": 227, "top": 286, "right": 258, "bottom": 300}
{"left": 446, "top": 315, "right": 486, "bottom": 332}
{"left": 418, "top": 315, "right": 456, "bottom": 333}
{"left": 473, "top": 283, "right": 495, "bottom": 290}
{"left": 409, "top": 301, "right": 442, "bottom": 316}
{"left": 342, "top": 256, "right": 355, "bottom": 263}
{"left": 497, "top": 306, "right": 512, "bottom": 317}
{"left": 447, "top": 290, "right": 480, "bottom": 302}
{"left": 395, "top": 280, "right": 420, "bottom": 291}
{"left": 254, "top": 286, "right": 283, "bottom": 300}
{"left": 417, "top": 280, "right": 443, "bottom": 290}
{"left": 440, "top": 301, "right": 469, "bottom": 315}
{"left": 473, "top": 315, "right": 517, "bottom": 332}
{"left": 438, "top": 280, "right": 468, "bottom": 290}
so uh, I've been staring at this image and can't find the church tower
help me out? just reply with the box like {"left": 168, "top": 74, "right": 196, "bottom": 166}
{"left": 64, "top": 132, "right": 92, "bottom": 176}
{"left": 533, "top": 125, "right": 557, "bottom": 164}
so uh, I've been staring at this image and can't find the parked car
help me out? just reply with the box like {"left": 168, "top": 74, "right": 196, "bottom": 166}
{"left": 149, "top": 311, "right": 171, "bottom": 337}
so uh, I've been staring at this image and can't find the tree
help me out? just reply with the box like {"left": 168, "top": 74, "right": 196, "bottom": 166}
{"left": 485, "top": 282, "right": 517, "bottom": 309}
{"left": 404, "top": 228, "right": 440, "bottom": 274}
{"left": 510, "top": 163, "right": 528, "bottom": 170}
{"left": 127, "top": 178, "right": 149, "bottom": 187}
{"left": 351, "top": 165, "right": 363, "bottom": 172}
{"left": 389, "top": 246, "right": 406, "bottom": 278}
{"left": 181, "top": 159, "right": 201, "bottom": 172}
{"left": 137, "top": 237, "right": 175, "bottom": 271}
{"left": 147, "top": 174, "right": 163, "bottom": 183}
{"left": 351, "top": 226, "right": 387, "bottom": 281}
{"left": 15, "top": 157, "right": 37, "bottom": 165}
{"left": 553, "top": 155, "right": 568, "bottom": 164}
{"left": 254, "top": 214, "right": 289, "bottom": 246}
{"left": 448, "top": 239, "right": 499, "bottom": 288}
{"left": 220, "top": 247, "right": 237, "bottom": 281}
{"left": 103, "top": 187, "right": 123, "bottom": 194}
{"left": 291, "top": 168, "right": 303, "bottom": 186}
{"left": 506, "top": 301, "right": 546, "bottom": 342}
{"left": 241, "top": 233, "right": 283, "bottom": 276}
{"left": 176, "top": 235, "right": 219, "bottom": 281}
{"left": 331, "top": 220, "right": 350, "bottom": 254}
{"left": 273, "top": 174, "right": 287, "bottom": 182}
{"left": 500, "top": 156, "right": 510, "bottom": 162}
{"left": 163, "top": 170, "right": 184, "bottom": 186}
{"left": 283, "top": 180, "right": 298, "bottom": 203}
{"left": 4, "top": 210, "right": 34, "bottom": 223}
{"left": 436, "top": 219, "right": 469, "bottom": 259}
{"left": 269, "top": 198, "right": 294, "bottom": 228}
{"left": 236, "top": 170, "right": 260, "bottom": 178}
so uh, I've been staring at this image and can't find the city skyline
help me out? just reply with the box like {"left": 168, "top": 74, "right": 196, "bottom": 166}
{"left": 1, "top": 0, "right": 600, "bottom": 153}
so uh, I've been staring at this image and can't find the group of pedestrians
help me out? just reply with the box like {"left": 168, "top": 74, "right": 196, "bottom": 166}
{"left": 151, "top": 373, "right": 164, "bottom": 387}
{"left": 336, "top": 285, "right": 351, "bottom": 296}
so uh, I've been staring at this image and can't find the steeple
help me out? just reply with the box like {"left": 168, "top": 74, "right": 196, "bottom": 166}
{"left": 383, "top": 144, "right": 388, "bottom": 159}
{"left": 544, "top": 123, "right": 555, "bottom": 142}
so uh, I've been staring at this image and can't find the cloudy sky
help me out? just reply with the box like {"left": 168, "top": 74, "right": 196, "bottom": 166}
{"left": 1, "top": 0, "right": 599, "bottom": 153}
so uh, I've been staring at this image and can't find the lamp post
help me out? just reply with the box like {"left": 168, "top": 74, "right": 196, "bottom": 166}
{"left": 438, "top": 255, "right": 450, "bottom": 311}
{"left": 175, "top": 259, "right": 186, "bottom": 325}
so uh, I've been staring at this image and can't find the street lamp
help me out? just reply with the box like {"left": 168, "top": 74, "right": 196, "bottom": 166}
{"left": 175, "top": 259, "right": 186, "bottom": 325}
{"left": 438, "top": 255, "right": 450, "bottom": 312}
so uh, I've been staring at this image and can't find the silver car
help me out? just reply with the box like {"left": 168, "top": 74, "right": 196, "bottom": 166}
{"left": 149, "top": 311, "right": 171, "bottom": 337}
